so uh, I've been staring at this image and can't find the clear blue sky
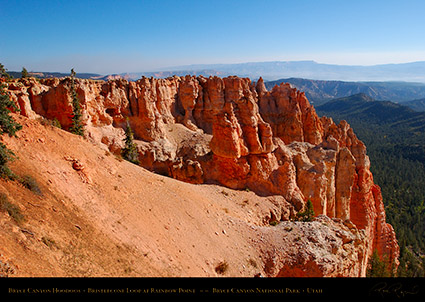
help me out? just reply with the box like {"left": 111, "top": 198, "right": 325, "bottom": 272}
{"left": 1, "top": 0, "right": 425, "bottom": 74}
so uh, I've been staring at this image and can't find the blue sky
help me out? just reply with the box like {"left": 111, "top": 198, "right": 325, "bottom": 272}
{"left": 1, "top": 0, "right": 425, "bottom": 74}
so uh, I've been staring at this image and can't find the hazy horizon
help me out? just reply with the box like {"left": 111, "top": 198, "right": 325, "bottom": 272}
{"left": 1, "top": 0, "right": 425, "bottom": 74}
{"left": 4, "top": 59, "right": 425, "bottom": 76}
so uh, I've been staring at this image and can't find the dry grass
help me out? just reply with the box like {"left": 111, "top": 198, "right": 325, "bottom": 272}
{"left": 20, "top": 175, "right": 42, "bottom": 195}
{"left": 0, "top": 193, "right": 25, "bottom": 224}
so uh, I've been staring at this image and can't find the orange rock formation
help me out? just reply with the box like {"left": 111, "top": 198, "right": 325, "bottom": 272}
{"left": 4, "top": 75, "right": 399, "bottom": 276}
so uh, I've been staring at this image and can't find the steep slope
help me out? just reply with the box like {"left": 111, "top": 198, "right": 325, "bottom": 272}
{"left": 2, "top": 76, "right": 400, "bottom": 276}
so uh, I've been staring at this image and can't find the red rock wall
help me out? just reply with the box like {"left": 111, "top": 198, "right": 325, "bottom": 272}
{"left": 6, "top": 75, "right": 399, "bottom": 273}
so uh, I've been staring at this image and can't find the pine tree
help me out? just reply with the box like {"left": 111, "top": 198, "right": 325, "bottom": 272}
{"left": 68, "top": 69, "right": 84, "bottom": 136}
{"left": 0, "top": 86, "right": 21, "bottom": 136}
{"left": 121, "top": 118, "right": 139, "bottom": 165}
{"left": 367, "top": 249, "right": 392, "bottom": 277}
{"left": 21, "top": 67, "right": 28, "bottom": 78}
{"left": 0, "top": 64, "right": 12, "bottom": 80}
{"left": 0, "top": 65, "right": 22, "bottom": 178}
{"left": 0, "top": 143, "right": 16, "bottom": 178}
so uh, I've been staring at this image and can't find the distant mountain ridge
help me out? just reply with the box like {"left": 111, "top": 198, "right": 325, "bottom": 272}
{"left": 154, "top": 60, "right": 425, "bottom": 82}
{"left": 8, "top": 71, "right": 103, "bottom": 80}
{"left": 265, "top": 78, "right": 425, "bottom": 106}
{"left": 10, "top": 60, "right": 425, "bottom": 83}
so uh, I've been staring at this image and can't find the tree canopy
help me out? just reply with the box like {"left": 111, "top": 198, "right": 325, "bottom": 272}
{"left": 0, "top": 63, "right": 22, "bottom": 178}
{"left": 69, "top": 69, "right": 84, "bottom": 137}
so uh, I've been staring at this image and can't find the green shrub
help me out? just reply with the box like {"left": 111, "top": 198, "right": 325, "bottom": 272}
{"left": 0, "top": 142, "right": 16, "bottom": 179}
{"left": 0, "top": 193, "right": 25, "bottom": 224}
{"left": 51, "top": 118, "right": 62, "bottom": 129}
{"left": 296, "top": 199, "right": 315, "bottom": 222}
{"left": 38, "top": 117, "right": 62, "bottom": 129}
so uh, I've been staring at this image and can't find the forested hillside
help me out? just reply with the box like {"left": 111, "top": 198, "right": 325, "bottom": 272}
{"left": 317, "top": 94, "right": 425, "bottom": 276}
{"left": 404, "top": 98, "right": 425, "bottom": 112}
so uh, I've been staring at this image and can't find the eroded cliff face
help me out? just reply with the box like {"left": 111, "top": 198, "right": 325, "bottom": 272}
{"left": 6, "top": 75, "right": 399, "bottom": 276}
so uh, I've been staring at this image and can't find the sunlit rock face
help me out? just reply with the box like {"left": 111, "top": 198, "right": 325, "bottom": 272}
{"left": 7, "top": 75, "right": 399, "bottom": 276}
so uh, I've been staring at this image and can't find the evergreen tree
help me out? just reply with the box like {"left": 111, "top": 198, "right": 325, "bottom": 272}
{"left": 367, "top": 250, "right": 392, "bottom": 277}
{"left": 68, "top": 69, "right": 84, "bottom": 136}
{"left": 0, "top": 84, "right": 21, "bottom": 136}
{"left": 0, "top": 63, "right": 12, "bottom": 80}
{"left": 0, "top": 65, "right": 22, "bottom": 178}
{"left": 121, "top": 118, "right": 139, "bottom": 165}
{"left": 21, "top": 67, "right": 28, "bottom": 78}
{"left": 0, "top": 143, "right": 16, "bottom": 178}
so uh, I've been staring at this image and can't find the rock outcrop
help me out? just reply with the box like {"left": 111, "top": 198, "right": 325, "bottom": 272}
{"left": 5, "top": 75, "right": 399, "bottom": 276}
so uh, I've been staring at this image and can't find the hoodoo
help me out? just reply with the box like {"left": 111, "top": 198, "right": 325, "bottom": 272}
{"left": 2, "top": 75, "right": 399, "bottom": 276}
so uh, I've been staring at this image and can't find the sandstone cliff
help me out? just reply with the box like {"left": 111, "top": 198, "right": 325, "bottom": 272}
{"left": 2, "top": 75, "right": 399, "bottom": 276}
